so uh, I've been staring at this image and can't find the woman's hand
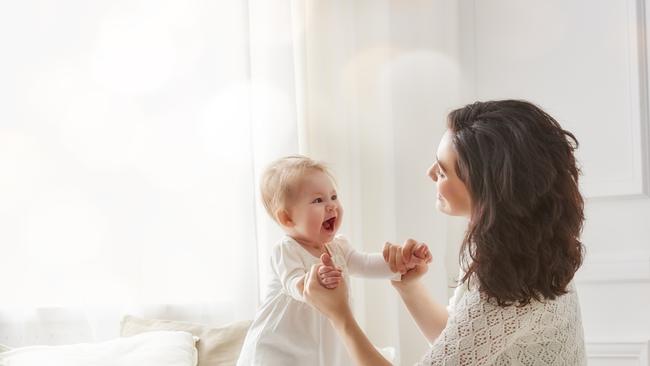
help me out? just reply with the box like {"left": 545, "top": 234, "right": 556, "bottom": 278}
{"left": 306, "top": 254, "right": 393, "bottom": 366}
{"left": 383, "top": 239, "right": 431, "bottom": 287}
{"left": 303, "top": 253, "right": 351, "bottom": 324}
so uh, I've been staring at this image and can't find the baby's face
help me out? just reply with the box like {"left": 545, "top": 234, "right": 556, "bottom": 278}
{"left": 287, "top": 170, "right": 343, "bottom": 246}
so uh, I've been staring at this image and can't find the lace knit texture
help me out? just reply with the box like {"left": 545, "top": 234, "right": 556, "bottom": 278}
{"left": 418, "top": 282, "right": 586, "bottom": 366}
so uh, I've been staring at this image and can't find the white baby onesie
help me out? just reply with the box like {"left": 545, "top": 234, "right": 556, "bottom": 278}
{"left": 236, "top": 235, "right": 396, "bottom": 366}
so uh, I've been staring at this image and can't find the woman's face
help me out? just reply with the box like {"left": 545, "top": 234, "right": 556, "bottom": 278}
{"left": 427, "top": 130, "right": 472, "bottom": 217}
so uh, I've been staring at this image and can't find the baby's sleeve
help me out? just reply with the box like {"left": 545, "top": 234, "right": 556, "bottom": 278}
{"left": 336, "top": 236, "right": 400, "bottom": 280}
{"left": 271, "top": 243, "right": 307, "bottom": 302}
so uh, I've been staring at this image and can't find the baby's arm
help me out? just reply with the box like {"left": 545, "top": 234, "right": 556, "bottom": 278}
{"left": 273, "top": 243, "right": 343, "bottom": 297}
{"left": 272, "top": 244, "right": 309, "bottom": 301}
{"left": 345, "top": 240, "right": 432, "bottom": 278}
{"left": 347, "top": 250, "right": 399, "bottom": 278}
{"left": 296, "top": 256, "right": 342, "bottom": 292}
{"left": 335, "top": 237, "right": 400, "bottom": 279}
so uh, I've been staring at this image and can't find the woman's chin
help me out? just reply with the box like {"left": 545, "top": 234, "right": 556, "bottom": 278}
{"left": 437, "top": 203, "right": 457, "bottom": 216}
{"left": 436, "top": 200, "right": 446, "bottom": 212}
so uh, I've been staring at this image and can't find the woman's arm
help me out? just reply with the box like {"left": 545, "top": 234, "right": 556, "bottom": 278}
{"left": 336, "top": 236, "right": 430, "bottom": 279}
{"left": 304, "top": 256, "right": 392, "bottom": 366}
{"left": 305, "top": 240, "right": 443, "bottom": 365}
{"left": 384, "top": 240, "right": 448, "bottom": 343}
{"left": 330, "top": 308, "right": 392, "bottom": 366}
{"left": 394, "top": 281, "right": 448, "bottom": 344}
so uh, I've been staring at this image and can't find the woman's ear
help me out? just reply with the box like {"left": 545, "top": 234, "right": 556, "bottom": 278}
{"left": 276, "top": 208, "right": 294, "bottom": 228}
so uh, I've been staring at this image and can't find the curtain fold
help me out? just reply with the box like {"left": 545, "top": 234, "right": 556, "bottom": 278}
{"left": 0, "top": 0, "right": 301, "bottom": 345}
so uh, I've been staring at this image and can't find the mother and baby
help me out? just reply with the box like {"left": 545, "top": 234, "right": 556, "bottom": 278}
{"left": 236, "top": 100, "right": 586, "bottom": 365}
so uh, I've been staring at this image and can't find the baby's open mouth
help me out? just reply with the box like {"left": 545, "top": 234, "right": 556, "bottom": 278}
{"left": 322, "top": 217, "right": 336, "bottom": 232}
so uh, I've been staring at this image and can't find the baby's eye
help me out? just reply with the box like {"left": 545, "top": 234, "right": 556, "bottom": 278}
{"left": 312, "top": 198, "right": 323, "bottom": 204}
{"left": 331, "top": 195, "right": 337, "bottom": 201}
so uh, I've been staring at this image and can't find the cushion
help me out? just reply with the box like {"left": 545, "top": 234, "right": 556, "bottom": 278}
{"left": 0, "top": 330, "right": 197, "bottom": 366}
{"left": 120, "top": 315, "right": 251, "bottom": 366}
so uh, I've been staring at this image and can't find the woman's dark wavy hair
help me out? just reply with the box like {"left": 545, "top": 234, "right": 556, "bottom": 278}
{"left": 448, "top": 100, "right": 585, "bottom": 307}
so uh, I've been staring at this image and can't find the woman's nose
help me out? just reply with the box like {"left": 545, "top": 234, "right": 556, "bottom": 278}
{"left": 427, "top": 166, "right": 437, "bottom": 181}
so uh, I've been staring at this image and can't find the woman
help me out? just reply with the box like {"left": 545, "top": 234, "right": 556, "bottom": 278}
{"left": 304, "top": 100, "right": 587, "bottom": 365}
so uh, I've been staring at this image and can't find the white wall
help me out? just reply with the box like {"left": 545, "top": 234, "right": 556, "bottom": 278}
{"left": 458, "top": 0, "right": 650, "bottom": 364}
{"left": 309, "top": 1, "right": 650, "bottom": 364}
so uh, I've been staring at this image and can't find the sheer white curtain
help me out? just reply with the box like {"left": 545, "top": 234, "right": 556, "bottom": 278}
{"left": 0, "top": 0, "right": 302, "bottom": 346}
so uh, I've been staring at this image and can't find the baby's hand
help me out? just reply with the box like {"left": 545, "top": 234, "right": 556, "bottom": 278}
{"left": 405, "top": 243, "right": 432, "bottom": 270}
{"left": 319, "top": 253, "right": 342, "bottom": 289}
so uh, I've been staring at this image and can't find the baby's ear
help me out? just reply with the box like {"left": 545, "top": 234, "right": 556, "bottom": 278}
{"left": 276, "top": 209, "right": 294, "bottom": 228}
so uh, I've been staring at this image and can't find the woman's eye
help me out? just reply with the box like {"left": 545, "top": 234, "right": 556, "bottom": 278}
{"left": 331, "top": 195, "right": 337, "bottom": 201}
{"left": 312, "top": 198, "right": 323, "bottom": 203}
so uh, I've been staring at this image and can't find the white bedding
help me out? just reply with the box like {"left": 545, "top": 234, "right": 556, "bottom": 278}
{"left": 0, "top": 331, "right": 198, "bottom": 366}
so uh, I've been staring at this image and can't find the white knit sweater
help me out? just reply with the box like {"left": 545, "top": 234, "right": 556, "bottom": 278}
{"left": 418, "top": 280, "right": 586, "bottom": 365}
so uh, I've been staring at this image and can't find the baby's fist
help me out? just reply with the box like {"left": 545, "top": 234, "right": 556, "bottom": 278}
{"left": 319, "top": 253, "right": 342, "bottom": 289}
{"left": 406, "top": 243, "right": 432, "bottom": 269}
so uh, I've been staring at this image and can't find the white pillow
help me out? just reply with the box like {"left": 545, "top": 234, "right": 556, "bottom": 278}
{"left": 0, "top": 331, "right": 197, "bottom": 366}
{"left": 120, "top": 315, "right": 251, "bottom": 366}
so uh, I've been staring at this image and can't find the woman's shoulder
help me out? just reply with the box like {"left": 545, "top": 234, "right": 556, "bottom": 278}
{"left": 533, "top": 282, "right": 583, "bottom": 321}
{"left": 452, "top": 281, "right": 581, "bottom": 317}
{"left": 426, "top": 285, "right": 585, "bottom": 366}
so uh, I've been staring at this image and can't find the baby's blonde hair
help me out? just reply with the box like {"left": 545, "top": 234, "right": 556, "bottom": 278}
{"left": 260, "top": 155, "right": 334, "bottom": 222}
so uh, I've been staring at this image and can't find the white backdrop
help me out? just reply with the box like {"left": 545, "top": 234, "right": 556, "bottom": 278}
{"left": 6, "top": 2, "right": 642, "bottom": 365}
{"left": 0, "top": 0, "right": 301, "bottom": 346}
{"left": 457, "top": 0, "right": 650, "bottom": 364}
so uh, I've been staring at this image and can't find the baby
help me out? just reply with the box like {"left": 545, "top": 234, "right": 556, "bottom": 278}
{"left": 236, "top": 155, "right": 431, "bottom": 366}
